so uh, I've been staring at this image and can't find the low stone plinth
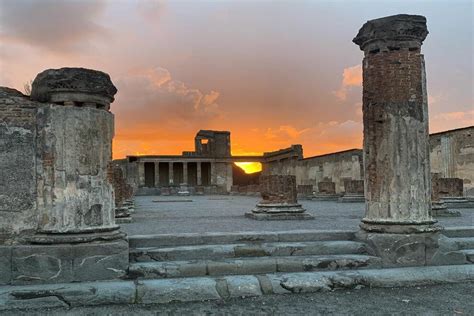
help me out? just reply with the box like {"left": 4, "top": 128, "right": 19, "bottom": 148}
{"left": 431, "top": 201, "right": 461, "bottom": 217}
{"left": 441, "top": 197, "right": 474, "bottom": 209}
{"left": 245, "top": 203, "right": 313, "bottom": 220}
{"left": 339, "top": 193, "right": 365, "bottom": 203}
{"left": 313, "top": 194, "right": 340, "bottom": 201}
{"left": 246, "top": 175, "right": 314, "bottom": 220}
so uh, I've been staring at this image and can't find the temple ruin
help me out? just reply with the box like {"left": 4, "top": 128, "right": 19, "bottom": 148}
{"left": 0, "top": 13, "right": 473, "bottom": 311}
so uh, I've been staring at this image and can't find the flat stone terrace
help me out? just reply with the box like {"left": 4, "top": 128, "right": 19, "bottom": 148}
{"left": 120, "top": 196, "right": 474, "bottom": 236}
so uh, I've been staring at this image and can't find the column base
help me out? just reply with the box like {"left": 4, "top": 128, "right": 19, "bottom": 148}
{"left": 360, "top": 219, "right": 440, "bottom": 234}
{"left": 245, "top": 203, "right": 314, "bottom": 220}
{"left": 356, "top": 230, "right": 467, "bottom": 268}
{"left": 312, "top": 194, "right": 340, "bottom": 201}
{"left": 27, "top": 226, "right": 123, "bottom": 244}
{"left": 441, "top": 197, "right": 474, "bottom": 209}
{"left": 339, "top": 194, "right": 365, "bottom": 203}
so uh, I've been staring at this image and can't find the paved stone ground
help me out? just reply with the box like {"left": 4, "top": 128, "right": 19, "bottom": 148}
{"left": 8, "top": 283, "right": 474, "bottom": 315}
{"left": 121, "top": 196, "right": 474, "bottom": 235}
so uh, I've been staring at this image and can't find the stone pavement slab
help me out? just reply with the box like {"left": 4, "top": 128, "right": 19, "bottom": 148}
{"left": 120, "top": 196, "right": 474, "bottom": 236}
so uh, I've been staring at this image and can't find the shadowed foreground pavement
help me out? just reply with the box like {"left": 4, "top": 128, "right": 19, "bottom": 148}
{"left": 9, "top": 282, "right": 474, "bottom": 315}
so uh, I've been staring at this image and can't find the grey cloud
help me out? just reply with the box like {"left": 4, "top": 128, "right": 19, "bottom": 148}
{"left": 0, "top": 0, "right": 107, "bottom": 52}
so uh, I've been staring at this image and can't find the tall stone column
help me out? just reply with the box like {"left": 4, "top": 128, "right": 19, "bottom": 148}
{"left": 197, "top": 162, "right": 202, "bottom": 185}
{"left": 138, "top": 162, "right": 145, "bottom": 187}
{"left": 183, "top": 162, "right": 188, "bottom": 184}
{"left": 353, "top": 14, "right": 437, "bottom": 233}
{"left": 154, "top": 162, "right": 160, "bottom": 187}
{"left": 169, "top": 162, "right": 174, "bottom": 185}
{"left": 210, "top": 162, "right": 215, "bottom": 185}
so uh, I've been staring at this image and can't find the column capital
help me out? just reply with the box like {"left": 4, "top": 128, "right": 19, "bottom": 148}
{"left": 353, "top": 14, "right": 428, "bottom": 54}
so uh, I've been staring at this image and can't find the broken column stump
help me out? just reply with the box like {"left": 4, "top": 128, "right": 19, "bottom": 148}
{"left": 0, "top": 68, "right": 129, "bottom": 285}
{"left": 431, "top": 174, "right": 460, "bottom": 217}
{"left": 438, "top": 178, "right": 473, "bottom": 208}
{"left": 339, "top": 180, "right": 365, "bottom": 203}
{"left": 245, "top": 175, "right": 314, "bottom": 220}
{"left": 313, "top": 180, "right": 340, "bottom": 201}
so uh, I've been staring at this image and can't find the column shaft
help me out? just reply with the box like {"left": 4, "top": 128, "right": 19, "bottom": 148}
{"left": 183, "top": 162, "right": 188, "bottom": 184}
{"left": 197, "top": 162, "right": 202, "bottom": 185}
{"left": 169, "top": 162, "right": 174, "bottom": 185}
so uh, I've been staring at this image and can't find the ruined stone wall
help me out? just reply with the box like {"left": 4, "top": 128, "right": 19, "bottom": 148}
{"left": 430, "top": 127, "right": 474, "bottom": 195}
{"left": 263, "top": 149, "right": 363, "bottom": 194}
{"left": 0, "top": 88, "right": 38, "bottom": 237}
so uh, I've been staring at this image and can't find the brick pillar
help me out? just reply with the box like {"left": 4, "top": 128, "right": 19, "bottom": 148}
{"left": 353, "top": 14, "right": 437, "bottom": 233}
{"left": 169, "top": 162, "right": 174, "bottom": 185}
{"left": 197, "top": 162, "right": 202, "bottom": 185}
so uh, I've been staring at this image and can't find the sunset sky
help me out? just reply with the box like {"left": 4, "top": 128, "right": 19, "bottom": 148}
{"left": 1, "top": 0, "right": 472, "bottom": 161}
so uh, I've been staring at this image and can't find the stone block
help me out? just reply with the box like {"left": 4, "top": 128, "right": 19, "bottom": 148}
{"left": 207, "top": 258, "right": 276, "bottom": 276}
{"left": 137, "top": 278, "right": 220, "bottom": 304}
{"left": 11, "top": 244, "right": 73, "bottom": 285}
{"left": 317, "top": 181, "right": 336, "bottom": 194}
{"left": 224, "top": 275, "right": 262, "bottom": 298}
{"left": 0, "top": 246, "right": 12, "bottom": 285}
{"left": 0, "top": 281, "right": 135, "bottom": 310}
{"left": 72, "top": 239, "right": 129, "bottom": 281}
{"left": 356, "top": 231, "right": 468, "bottom": 267}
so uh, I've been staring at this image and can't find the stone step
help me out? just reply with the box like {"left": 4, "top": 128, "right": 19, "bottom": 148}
{"left": 442, "top": 227, "right": 474, "bottom": 238}
{"left": 129, "top": 230, "right": 356, "bottom": 248}
{"left": 2, "top": 265, "right": 472, "bottom": 310}
{"left": 450, "top": 237, "right": 474, "bottom": 250}
{"left": 130, "top": 240, "right": 368, "bottom": 262}
{"left": 128, "top": 254, "right": 382, "bottom": 279}
{"left": 459, "top": 249, "right": 474, "bottom": 263}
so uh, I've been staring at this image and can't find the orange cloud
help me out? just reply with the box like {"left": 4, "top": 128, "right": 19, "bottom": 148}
{"left": 333, "top": 64, "right": 362, "bottom": 101}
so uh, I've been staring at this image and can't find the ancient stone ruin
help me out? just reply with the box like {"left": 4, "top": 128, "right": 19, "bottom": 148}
{"left": 353, "top": 14, "right": 436, "bottom": 234}
{"left": 313, "top": 180, "right": 340, "bottom": 201}
{"left": 340, "top": 180, "right": 365, "bottom": 203}
{"left": 0, "top": 68, "right": 128, "bottom": 285}
{"left": 245, "top": 175, "right": 314, "bottom": 220}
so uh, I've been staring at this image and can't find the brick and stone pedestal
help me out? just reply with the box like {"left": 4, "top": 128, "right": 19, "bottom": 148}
{"left": 438, "top": 178, "right": 473, "bottom": 208}
{"left": 313, "top": 181, "right": 340, "bottom": 201}
{"left": 339, "top": 180, "right": 365, "bottom": 203}
{"left": 0, "top": 68, "right": 128, "bottom": 285}
{"left": 352, "top": 15, "right": 464, "bottom": 267}
{"left": 297, "top": 184, "right": 314, "bottom": 199}
{"left": 431, "top": 174, "right": 460, "bottom": 217}
{"left": 245, "top": 175, "right": 313, "bottom": 220}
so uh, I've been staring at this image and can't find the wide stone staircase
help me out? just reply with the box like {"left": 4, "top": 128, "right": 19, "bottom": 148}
{"left": 128, "top": 230, "right": 383, "bottom": 279}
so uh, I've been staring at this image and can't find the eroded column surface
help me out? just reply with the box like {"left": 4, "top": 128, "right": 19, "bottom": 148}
{"left": 31, "top": 68, "right": 119, "bottom": 237}
{"left": 353, "top": 15, "right": 437, "bottom": 233}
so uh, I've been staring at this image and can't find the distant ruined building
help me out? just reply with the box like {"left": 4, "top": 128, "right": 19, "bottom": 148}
{"left": 115, "top": 126, "right": 474, "bottom": 197}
